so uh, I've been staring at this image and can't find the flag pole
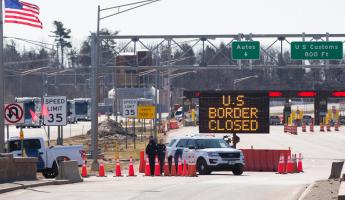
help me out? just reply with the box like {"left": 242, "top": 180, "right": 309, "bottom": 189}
{"left": 0, "top": 0, "right": 5, "bottom": 153}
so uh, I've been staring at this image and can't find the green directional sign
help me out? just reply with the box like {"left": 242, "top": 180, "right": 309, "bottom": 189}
{"left": 231, "top": 41, "right": 260, "bottom": 60}
{"left": 291, "top": 41, "right": 343, "bottom": 60}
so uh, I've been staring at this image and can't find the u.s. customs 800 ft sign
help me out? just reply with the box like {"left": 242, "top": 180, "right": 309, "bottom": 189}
{"left": 199, "top": 92, "right": 269, "bottom": 133}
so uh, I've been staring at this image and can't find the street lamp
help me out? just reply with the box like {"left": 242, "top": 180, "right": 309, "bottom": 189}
{"left": 233, "top": 75, "right": 259, "bottom": 90}
{"left": 90, "top": 0, "right": 161, "bottom": 170}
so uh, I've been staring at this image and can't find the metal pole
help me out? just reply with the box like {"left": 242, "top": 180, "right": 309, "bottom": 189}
{"left": 57, "top": 126, "right": 61, "bottom": 145}
{"left": 47, "top": 126, "right": 50, "bottom": 146}
{"left": 91, "top": 31, "right": 99, "bottom": 170}
{"left": 6, "top": 125, "right": 9, "bottom": 152}
{"left": 20, "top": 128, "right": 23, "bottom": 157}
{"left": 61, "top": 125, "right": 63, "bottom": 145}
{"left": 0, "top": 0, "right": 4, "bottom": 152}
{"left": 154, "top": 70, "right": 158, "bottom": 141}
{"left": 133, "top": 118, "right": 136, "bottom": 149}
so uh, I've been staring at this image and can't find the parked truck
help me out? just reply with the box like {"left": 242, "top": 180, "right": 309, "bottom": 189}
{"left": 74, "top": 98, "right": 91, "bottom": 121}
{"left": 14, "top": 97, "right": 42, "bottom": 128}
{"left": 67, "top": 99, "right": 77, "bottom": 124}
{"left": 8, "top": 137, "right": 84, "bottom": 178}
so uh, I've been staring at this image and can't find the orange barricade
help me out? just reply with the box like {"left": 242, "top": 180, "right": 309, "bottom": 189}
{"left": 266, "top": 150, "right": 274, "bottom": 171}
{"left": 240, "top": 149, "right": 292, "bottom": 172}
{"left": 169, "top": 120, "right": 179, "bottom": 129}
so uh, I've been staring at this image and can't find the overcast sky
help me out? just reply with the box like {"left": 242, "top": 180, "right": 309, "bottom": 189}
{"left": 3, "top": 0, "right": 345, "bottom": 49}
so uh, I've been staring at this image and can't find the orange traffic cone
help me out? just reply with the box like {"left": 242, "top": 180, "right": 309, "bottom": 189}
{"left": 81, "top": 162, "right": 88, "bottom": 177}
{"left": 320, "top": 123, "right": 325, "bottom": 132}
{"left": 164, "top": 158, "right": 170, "bottom": 176}
{"left": 183, "top": 160, "right": 188, "bottom": 177}
{"left": 154, "top": 156, "right": 161, "bottom": 176}
{"left": 310, "top": 120, "right": 314, "bottom": 132}
{"left": 145, "top": 156, "right": 151, "bottom": 176}
{"left": 188, "top": 163, "right": 197, "bottom": 177}
{"left": 277, "top": 154, "right": 286, "bottom": 174}
{"left": 297, "top": 153, "right": 304, "bottom": 173}
{"left": 114, "top": 159, "right": 122, "bottom": 177}
{"left": 170, "top": 158, "right": 176, "bottom": 176}
{"left": 98, "top": 163, "right": 106, "bottom": 177}
{"left": 285, "top": 155, "right": 293, "bottom": 173}
{"left": 139, "top": 151, "right": 145, "bottom": 173}
{"left": 177, "top": 157, "right": 183, "bottom": 176}
{"left": 128, "top": 156, "right": 135, "bottom": 177}
{"left": 188, "top": 155, "right": 197, "bottom": 177}
{"left": 302, "top": 123, "right": 306, "bottom": 132}
{"left": 327, "top": 123, "right": 331, "bottom": 132}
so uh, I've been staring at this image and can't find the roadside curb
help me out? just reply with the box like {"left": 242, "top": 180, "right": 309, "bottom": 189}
{"left": 0, "top": 179, "right": 83, "bottom": 194}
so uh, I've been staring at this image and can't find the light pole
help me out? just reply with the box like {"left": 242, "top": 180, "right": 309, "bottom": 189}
{"left": 233, "top": 75, "right": 259, "bottom": 90}
{"left": 91, "top": 0, "right": 161, "bottom": 170}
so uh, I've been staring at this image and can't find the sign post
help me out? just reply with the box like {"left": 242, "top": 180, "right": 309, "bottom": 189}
{"left": 137, "top": 106, "right": 156, "bottom": 119}
{"left": 198, "top": 92, "right": 269, "bottom": 134}
{"left": 43, "top": 96, "right": 67, "bottom": 145}
{"left": 231, "top": 41, "right": 260, "bottom": 60}
{"left": 122, "top": 99, "right": 138, "bottom": 118}
{"left": 291, "top": 41, "right": 343, "bottom": 60}
{"left": 4, "top": 103, "right": 24, "bottom": 125}
{"left": 43, "top": 96, "right": 67, "bottom": 126}
{"left": 19, "top": 128, "right": 24, "bottom": 157}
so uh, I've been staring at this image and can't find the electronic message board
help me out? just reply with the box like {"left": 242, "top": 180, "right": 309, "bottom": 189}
{"left": 199, "top": 92, "right": 269, "bottom": 133}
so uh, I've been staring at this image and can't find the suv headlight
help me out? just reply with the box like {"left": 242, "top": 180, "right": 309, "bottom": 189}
{"left": 207, "top": 152, "right": 219, "bottom": 157}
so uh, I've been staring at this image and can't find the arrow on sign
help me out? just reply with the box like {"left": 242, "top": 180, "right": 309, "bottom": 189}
{"left": 7, "top": 107, "right": 19, "bottom": 119}
{"left": 244, "top": 52, "right": 248, "bottom": 57}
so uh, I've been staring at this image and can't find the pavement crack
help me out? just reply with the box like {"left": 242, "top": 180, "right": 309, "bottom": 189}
{"left": 24, "top": 188, "right": 50, "bottom": 193}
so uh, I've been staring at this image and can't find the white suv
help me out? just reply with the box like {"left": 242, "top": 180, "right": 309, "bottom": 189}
{"left": 167, "top": 136, "right": 245, "bottom": 175}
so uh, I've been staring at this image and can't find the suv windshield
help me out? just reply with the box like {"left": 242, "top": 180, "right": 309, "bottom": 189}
{"left": 195, "top": 139, "right": 230, "bottom": 149}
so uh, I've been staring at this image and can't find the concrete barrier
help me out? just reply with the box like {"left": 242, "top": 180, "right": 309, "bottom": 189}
{"left": 0, "top": 154, "right": 37, "bottom": 183}
{"left": 56, "top": 160, "right": 83, "bottom": 182}
{"left": 329, "top": 162, "right": 344, "bottom": 179}
{"left": 339, "top": 182, "right": 345, "bottom": 200}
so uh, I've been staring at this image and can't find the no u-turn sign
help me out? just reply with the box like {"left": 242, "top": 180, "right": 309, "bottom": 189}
{"left": 4, "top": 103, "right": 24, "bottom": 125}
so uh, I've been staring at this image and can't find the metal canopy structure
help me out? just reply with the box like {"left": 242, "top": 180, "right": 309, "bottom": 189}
{"left": 96, "top": 33, "right": 345, "bottom": 69}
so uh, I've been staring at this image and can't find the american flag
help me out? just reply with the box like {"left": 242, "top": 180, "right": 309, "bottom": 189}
{"left": 4, "top": 0, "right": 43, "bottom": 29}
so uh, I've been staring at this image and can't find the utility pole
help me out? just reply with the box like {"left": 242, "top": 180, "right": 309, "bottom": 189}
{"left": 91, "top": 32, "right": 99, "bottom": 171}
{"left": 90, "top": 0, "right": 161, "bottom": 168}
{"left": 0, "top": 0, "right": 5, "bottom": 153}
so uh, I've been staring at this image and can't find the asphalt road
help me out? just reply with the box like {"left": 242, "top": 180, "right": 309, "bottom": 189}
{"left": 1, "top": 125, "right": 345, "bottom": 200}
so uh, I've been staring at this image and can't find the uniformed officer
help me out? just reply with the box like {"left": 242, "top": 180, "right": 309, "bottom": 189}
{"left": 145, "top": 136, "right": 157, "bottom": 176}
{"left": 156, "top": 139, "right": 166, "bottom": 174}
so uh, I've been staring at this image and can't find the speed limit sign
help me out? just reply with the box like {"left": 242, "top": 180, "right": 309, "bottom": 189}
{"left": 123, "top": 99, "right": 137, "bottom": 118}
{"left": 43, "top": 96, "right": 67, "bottom": 126}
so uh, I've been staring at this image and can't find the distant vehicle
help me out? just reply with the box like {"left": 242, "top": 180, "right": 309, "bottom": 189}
{"left": 174, "top": 107, "right": 183, "bottom": 121}
{"left": 302, "top": 115, "right": 313, "bottom": 125}
{"left": 98, "top": 103, "right": 113, "bottom": 116}
{"left": 15, "top": 97, "right": 42, "bottom": 128}
{"left": 8, "top": 137, "right": 84, "bottom": 178}
{"left": 339, "top": 116, "right": 345, "bottom": 125}
{"left": 74, "top": 98, "right": 91, "bottom": 121}
{"left": 67, "top": 100, "right": 77, "bottom": 124}
{"left": 167, "top": 136, "right": 245, "bottom": 175}
{"left": 269, "top": 115, "right": 281, "bottom": 125}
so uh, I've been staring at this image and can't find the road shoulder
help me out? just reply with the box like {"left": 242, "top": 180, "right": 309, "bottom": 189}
{"left": 0, "top": 179, "right": 82, "bottom": 194}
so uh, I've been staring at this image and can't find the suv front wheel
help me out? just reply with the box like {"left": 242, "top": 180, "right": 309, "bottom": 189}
{"left": 232, "top": 164, "right": 244, "bottom": 176}
{"left": 197, "top": 158, "right": 211, "bottom": 175}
